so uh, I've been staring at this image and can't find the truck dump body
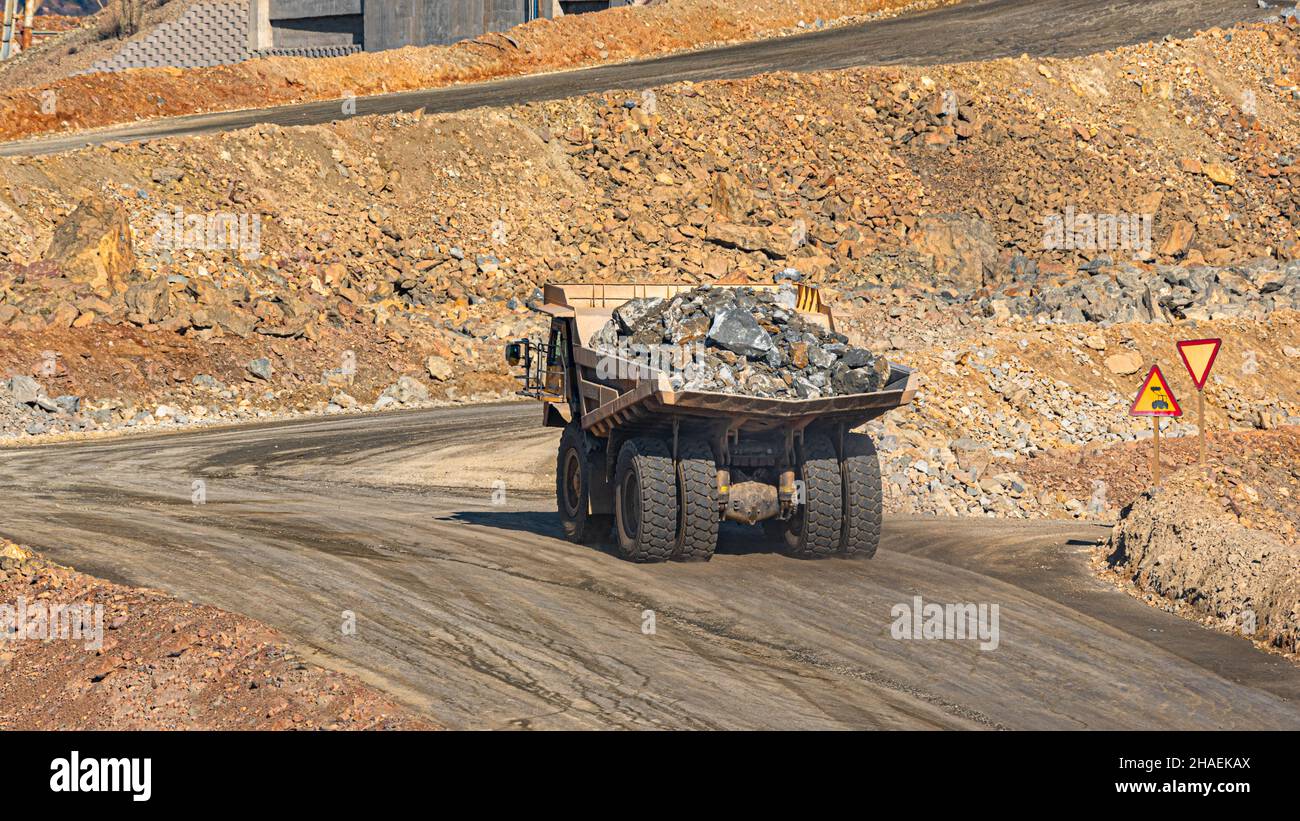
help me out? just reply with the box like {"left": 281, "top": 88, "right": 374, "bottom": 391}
{"left": 575, "top": 359, "right": 916, "bottom": 437}
{"left": 540, "top": 282, "right": 918, "bottom": 436}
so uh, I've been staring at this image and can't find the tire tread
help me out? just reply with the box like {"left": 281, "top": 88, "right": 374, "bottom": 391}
{"left": 840, "top": 432, "right": 882, "bottom": 558}
{"left": 674, "top": 438, "right": 718, "bottom": 561}
{"left": 615, "top": 438, "right": 677, "bottom": 562}
{"left": 784, "top": 433, "right": 842, "bottom": 558}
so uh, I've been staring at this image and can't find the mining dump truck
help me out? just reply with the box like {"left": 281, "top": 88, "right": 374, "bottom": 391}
{"left": 506, "top": 283, "right": 917, "bottom": 562}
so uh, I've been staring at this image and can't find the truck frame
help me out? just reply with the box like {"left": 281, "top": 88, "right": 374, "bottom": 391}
{"left": 506, "top": 282, "right": 918, "bottom": 562}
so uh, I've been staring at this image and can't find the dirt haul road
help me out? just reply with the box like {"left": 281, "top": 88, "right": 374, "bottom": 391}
{"left": 0, "top": 0, "right": 1273, "bottom": 157}
{"left": 1, "top": 403, "right": 1297, "bottom": 729}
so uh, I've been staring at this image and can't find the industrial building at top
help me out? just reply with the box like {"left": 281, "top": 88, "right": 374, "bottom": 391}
{"left": 87, "top": 0, "right": 631, "bottom": 73}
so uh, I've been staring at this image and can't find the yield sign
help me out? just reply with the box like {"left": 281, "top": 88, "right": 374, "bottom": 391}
{"left": 1129, "top": 365, "right": 1182, "bottom": 417}
{"left": 1177, "top": 338, "right": 1222, "bottom": 390}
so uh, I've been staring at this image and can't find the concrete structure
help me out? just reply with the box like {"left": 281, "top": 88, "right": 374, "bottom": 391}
{"left": 85, "top": 0, "right": 618, "bottom": 75}
{"left": 252, "top": 0, "right": 363, "bottom": 53}
{"left": 250, "top": 0, "right": 569, "bottom": 52}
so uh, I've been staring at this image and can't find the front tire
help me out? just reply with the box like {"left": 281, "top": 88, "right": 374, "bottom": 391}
{"left": 556, "top": 424, "right": 610, "bottom": 545}
{"left": 614, "top": 437, "right": 678, "bottom": 562}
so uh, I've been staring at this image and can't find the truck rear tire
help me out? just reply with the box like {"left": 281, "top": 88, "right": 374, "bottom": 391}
{"left": 615, "top": 437, "right": 678, "bottom": 562}
{"left": 674, "top": 438, "right": 719, "bottom": 561}
{"left": 556, "top": 424, "right": 611, "bottom": 545}
{"left": 840, "top": 432, "right": 882, "bottom": 558}
{"left": 779, "top": 433, "right": 843, "bottom": 558}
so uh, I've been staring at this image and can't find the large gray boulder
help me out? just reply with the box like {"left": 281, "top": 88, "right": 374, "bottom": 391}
{"left": 707, "top": 306, "right": 772, "bottom": 358}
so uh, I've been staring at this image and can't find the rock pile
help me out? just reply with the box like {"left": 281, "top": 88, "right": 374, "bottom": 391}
{"left": 0, "top": 369, "right": 441, "bottom": 440}
{"left": 982, "top": 259, "right": 1300, "bottom": 325}
{"left": 590, "top": 285, "right": 891, "bottom": 399}
{"left": 0, "top": 18, "right": 1297, "bottom": 533}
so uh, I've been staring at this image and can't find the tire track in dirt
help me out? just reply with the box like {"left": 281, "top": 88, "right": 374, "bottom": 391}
{"left": 2, "top": 404, "right": 1297, "bottom": 728}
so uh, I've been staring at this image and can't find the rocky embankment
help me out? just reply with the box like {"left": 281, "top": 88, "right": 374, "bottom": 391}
{"left": 1102, "top": 435, "right": 1300, "bottom": 658}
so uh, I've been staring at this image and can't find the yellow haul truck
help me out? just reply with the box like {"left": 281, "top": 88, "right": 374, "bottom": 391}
{"left": 506, "top": 283, "right": 918, "bottom": 562}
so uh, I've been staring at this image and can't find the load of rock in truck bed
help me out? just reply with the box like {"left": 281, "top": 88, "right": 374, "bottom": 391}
{"left": 589, "top": 285, "right": 890, "bottom": 400}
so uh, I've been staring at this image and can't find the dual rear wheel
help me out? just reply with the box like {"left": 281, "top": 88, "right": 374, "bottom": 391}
{"left": 765, "top": 432, "right": 882, "bottom": 559}
{"left": 557, "top": 425, "right": 881, "bottom": 562}
{"left": 613, "top": 437, "right": 678, "bottom": 562}
{"left": 612, "top": 436, "right": 718, "bottom": 562}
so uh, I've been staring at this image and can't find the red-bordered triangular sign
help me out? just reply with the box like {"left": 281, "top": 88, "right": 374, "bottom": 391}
{"left": 1129, "top": 364, "right": 1182, "bottom": 417}
{"left": 1176, "top": 338, "right": 1222, "bottom": 391}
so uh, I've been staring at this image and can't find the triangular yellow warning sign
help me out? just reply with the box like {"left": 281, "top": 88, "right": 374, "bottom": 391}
{"left": 1129, "top": 365, "right": 1182, "bottom": 417}
{"left": 1177, "top": 338, "right": 1221, "bottom": 390}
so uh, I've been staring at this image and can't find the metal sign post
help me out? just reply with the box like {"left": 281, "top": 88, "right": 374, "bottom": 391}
{"left": 1152, "top": 417, "right": 1160, "bottom": 485}
{"left": 1197, "top": 389, "right": 1205, "bottom": 465}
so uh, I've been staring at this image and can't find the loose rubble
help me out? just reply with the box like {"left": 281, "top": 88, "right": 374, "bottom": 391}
{"left": 591, "top": 285, "right": 890, "bottom": 398}
{"left": 982, "top": 259, "right": 1300, "bottom": 325}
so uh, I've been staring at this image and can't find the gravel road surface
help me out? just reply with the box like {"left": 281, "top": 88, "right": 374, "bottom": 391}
{"left": 2, "top": 403, "right": 1296, "bottom": 729}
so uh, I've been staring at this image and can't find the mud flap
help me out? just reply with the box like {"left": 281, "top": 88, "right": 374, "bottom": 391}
{"left": 544, "top": 402, "right": 571, "bottom": 428}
